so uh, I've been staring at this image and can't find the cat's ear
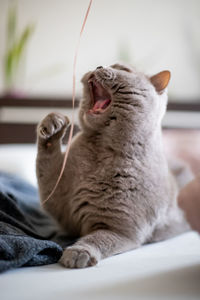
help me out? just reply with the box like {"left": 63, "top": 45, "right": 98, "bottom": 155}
{"left": 150, "top": 71, "right": 171, "bottom": 93}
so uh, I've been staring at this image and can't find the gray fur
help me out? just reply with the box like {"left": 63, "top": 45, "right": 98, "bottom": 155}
{"left": 36, "top": 64, "right": 189, "bottom": 268}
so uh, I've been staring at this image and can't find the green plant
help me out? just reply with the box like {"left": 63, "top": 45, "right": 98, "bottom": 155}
{"left": 4, "top": 3, "right": 34, "bottom": 93}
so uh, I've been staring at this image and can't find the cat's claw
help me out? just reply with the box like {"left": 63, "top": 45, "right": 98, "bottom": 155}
{"left": 38, "top": 113, "right": 70, "bottom": 140}
{"left": 59, "top": 246, "right": 98, "bottom": 268}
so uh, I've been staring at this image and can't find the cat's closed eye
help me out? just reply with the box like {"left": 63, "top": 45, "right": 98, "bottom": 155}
{"left": 111, "top": 64, "right": 132, "bottom": 73}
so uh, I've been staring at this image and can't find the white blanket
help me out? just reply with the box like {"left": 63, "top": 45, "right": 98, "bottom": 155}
{"left": 0, "top": 232, "right": 200, "bottom": 300}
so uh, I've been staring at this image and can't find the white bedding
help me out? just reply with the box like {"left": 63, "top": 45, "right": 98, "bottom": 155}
{"left": 0, "top": 144, "right": 37, "bottom": 186}
{"left": 0, "top": 144, "right": 200, "bottom": 300}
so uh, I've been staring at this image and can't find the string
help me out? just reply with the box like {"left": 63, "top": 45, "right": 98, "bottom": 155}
{"left": 42, "top": 0, "right": 93, "bottom": 204}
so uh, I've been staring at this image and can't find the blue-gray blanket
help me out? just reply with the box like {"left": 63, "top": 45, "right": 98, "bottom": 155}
{"left": 0, "top": 172, "right": 74, "bottom": 273}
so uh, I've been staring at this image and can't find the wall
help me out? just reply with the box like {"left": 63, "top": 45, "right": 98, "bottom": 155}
{"left": 0, "top": 0, "right": 200, "bottom": 101}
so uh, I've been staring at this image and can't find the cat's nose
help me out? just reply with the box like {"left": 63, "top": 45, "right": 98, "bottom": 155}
{"left": 96, "top": 66, "right": 103, "bottom": 70}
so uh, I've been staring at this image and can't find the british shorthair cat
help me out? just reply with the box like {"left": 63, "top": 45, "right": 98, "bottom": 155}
{"left": 36, "top": 64, "right": 189, "bottom": 268}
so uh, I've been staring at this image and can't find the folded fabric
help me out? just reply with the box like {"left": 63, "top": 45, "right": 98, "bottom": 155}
{"left": 0, "top": 172, "right": 73, "bottom": 273}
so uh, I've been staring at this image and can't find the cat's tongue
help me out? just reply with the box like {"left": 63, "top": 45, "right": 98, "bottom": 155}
{"left": 93, "top": 99, "right": 111, "bottom": 111}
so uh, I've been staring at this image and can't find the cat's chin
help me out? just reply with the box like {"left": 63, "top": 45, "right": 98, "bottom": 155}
{"left": 87, "top": 76, "right": 111, "bottom": 114}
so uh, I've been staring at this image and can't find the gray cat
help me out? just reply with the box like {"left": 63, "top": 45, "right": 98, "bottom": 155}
{"left": 36, "top": 64, "right": 189, "bottom": 268}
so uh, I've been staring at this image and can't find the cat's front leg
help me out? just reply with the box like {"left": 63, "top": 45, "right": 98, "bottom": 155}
{"left": 37, "top": 112, "right": 70, "bottom": 175}
{"left": 36, "top": 112, "right": 70, "bottom": 201}
{"left": 59, "top": 230, "right": 138, "bottom": 268}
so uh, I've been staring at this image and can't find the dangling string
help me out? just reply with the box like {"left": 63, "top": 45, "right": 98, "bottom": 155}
{"left": 42, "top": 0, "right": 93, "bottom": 204}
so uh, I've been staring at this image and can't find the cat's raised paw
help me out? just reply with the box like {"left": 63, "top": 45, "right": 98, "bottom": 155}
{"left": 38, "top": 113, "right": 70, "bottom": 140}
{"left": 59, "top": 246, "right": 98, "bottom": 268}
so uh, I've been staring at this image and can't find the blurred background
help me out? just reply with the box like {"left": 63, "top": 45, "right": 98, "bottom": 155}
{"left": 0, "top": 0, "right": 200, "bottom": 99}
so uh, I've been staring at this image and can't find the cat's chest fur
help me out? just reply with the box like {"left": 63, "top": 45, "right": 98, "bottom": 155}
{"left": 69, "top": 132, "right": 144, "bottom": 193}
{"left": 65, "top": 131, "right": 171, "bottom": 238}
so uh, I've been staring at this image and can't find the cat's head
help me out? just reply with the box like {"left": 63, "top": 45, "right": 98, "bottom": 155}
{"left": 79, "top": 63, "right": 170, "bottom": 134}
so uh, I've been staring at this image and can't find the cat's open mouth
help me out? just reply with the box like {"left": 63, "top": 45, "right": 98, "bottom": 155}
{"left": 88, "top": 77, "right": 111, "bottom": 114}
